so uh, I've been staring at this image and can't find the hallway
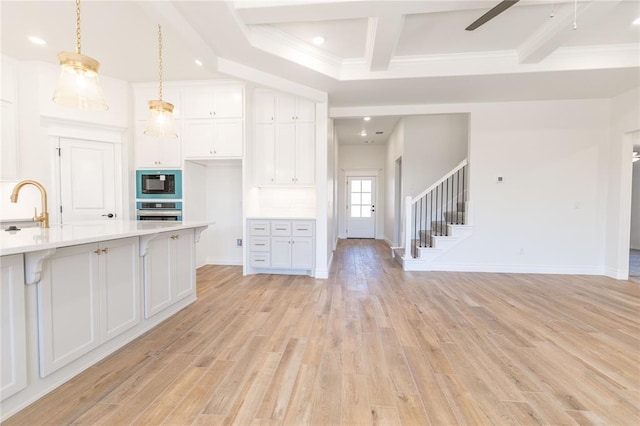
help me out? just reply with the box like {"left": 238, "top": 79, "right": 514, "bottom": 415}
{"left": 7, "top": 239, "right": 640, "bottom": 425}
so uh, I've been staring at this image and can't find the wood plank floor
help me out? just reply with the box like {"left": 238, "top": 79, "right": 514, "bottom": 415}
{"left": 6, "top": 239, "right": 640, "bottom": 425}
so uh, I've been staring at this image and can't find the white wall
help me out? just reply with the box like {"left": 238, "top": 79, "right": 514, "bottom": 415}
{"left": 605, "top": 88, "right": 640, "bottom": 277}
{"left": 631, "top": 151, "right": 640, "bottom": 250}
{"left": 327, "top": 118, "right": 337, "bottom": 265}
{"left": 203, "top": 162, "right": 244, "bottom": 265}
{"left": 403, "top": 114, "right": 469, "bottom": 197}
{"left": 433, "top": 99, "right": 610, "bottom": 273}
{"left": 0, "top": 58, "right": 131, "bottom": 224}
{"left": 384, "top": 119, "right": 405, "bottom": 245}
{"left": 338, "top": 144, "right": 386, "bottom": 239}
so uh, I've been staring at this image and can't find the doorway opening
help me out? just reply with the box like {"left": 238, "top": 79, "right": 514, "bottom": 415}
{"left": 629, "top": 132, "right": 640, "bottom": 277}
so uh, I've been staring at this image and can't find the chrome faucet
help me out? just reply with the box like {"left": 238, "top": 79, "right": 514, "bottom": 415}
{"left": 10, "top": 180, "right": 50, "bottom": 228}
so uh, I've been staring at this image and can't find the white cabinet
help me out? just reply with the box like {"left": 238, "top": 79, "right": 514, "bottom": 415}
{"left": 38, "top": 238, "right": 140, "bottom": 377}
{"left": 183, "top": 118, "right": 243, "bottom": 158}
{"left": 134, "top": 121, "right": 182, "bottom": 168}
{"left": 144, "top": 229, "right": 195, "bottom": 318}
{"left": 133, "top": 86, "right": 182, "bottom": 169}
{"left": 247, "top": 219, "right": 314, "bottom": 273}
{"left": 254, "top": 89, "right": 315, "bottom": 186}
{"left": 183, "top": 84, "right": 243, "bottom": 119}
{"left": 183, "top": 84, "right": 244, "bottom": 159}
{"left": 1, "top": 255, "right": 27, "bottom": 401}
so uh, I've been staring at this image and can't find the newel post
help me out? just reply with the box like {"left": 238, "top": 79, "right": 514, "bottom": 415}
{"left": 404, "top": 196, "right": 412, "bottom": 258}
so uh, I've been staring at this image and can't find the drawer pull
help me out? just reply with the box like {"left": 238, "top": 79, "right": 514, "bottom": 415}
{"left": 255, "top": 259, "right": 265, "bottom": 262}
{"left": 254, "top": 227, "right": 265, "bottom": 230}
{"left": 255, "top": 243, "right": 265, "bottom": 246}
{"left": 275, "top": 227, "right": 287, "bottom": 231}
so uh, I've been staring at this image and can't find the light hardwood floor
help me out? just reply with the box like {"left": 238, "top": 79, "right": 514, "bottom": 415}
{"left": 6, "top": 239, "right": 640, "bottom": 425}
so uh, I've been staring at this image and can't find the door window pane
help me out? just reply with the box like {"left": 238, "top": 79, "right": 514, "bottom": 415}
{"left": 351, "top": 180, "right": 361, "bottom": 192}
{"left": 361, "top": 207, "right": 371, "bottom": 218}
{"left": 351, "top": 205, "right": 361, "bottom": 218}
{"left": 361, "top": 180, "right": 371, "bottom": 192}
{"left": 351, "top": 193, "right": 361, "bottom": 205}
{"left": 362, "top": 193, "right": 371, "bottom": 205}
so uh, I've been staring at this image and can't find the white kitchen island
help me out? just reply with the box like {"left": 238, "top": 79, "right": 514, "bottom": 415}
{"left": 0, "top": 220, "right": 209, "bottom": 421}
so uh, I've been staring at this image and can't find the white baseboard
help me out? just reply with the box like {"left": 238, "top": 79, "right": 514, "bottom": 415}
{"left": 604, "top": 266, "right": 629, "bottom": 280}
{"left": 424, "top": 262, "right": 606, "bottom": 276}
{"left": 315, "top": 267, "right": 329, "bottom": 279}
{"left": 206, "top": 256, "right": 243, "bottom": 266}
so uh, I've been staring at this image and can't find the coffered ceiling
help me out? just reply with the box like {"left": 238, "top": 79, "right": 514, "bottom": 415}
{"left": 1, "top": 0, "right": 639, "bottom": 113}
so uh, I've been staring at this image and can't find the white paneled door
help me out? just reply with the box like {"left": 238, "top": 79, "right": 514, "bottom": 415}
{"left": 347, "top": 176, "right": 376, "bottom": 238}
{"left": 59, "top": 138, "right": 117, "bottom": 223}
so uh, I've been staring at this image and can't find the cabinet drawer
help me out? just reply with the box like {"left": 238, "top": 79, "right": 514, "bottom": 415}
{"left": 250, "top": 252, "right": 270, "bottom": 268}
{"left": 292, "top": 221, "right": 314, "bottom": 237}
{"left": 271, "top": 221, "right": 291, "bottom": 236}
{"left": 250, "top": 237, "right": 270, "bottom": 252}
{"left": 249, "top": 221, "right": 270, "bottom": 236}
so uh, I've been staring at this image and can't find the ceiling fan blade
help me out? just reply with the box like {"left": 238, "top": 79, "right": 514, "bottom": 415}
{"left": 465, "top": 0, "right": 520, "bottom": 31}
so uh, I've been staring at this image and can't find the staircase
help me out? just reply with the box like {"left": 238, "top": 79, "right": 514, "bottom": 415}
{"left": 396, "top": 159, "right": 473, "bottom": 271}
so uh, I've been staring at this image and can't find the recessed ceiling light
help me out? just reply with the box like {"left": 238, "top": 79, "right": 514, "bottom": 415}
{"left": 194, "top": 59, "right": 203, "bottom": 66}
{"left": 312, "top": 36, "right": 325, "bottom": 46}
{"left": 28, "top": 35, "right": 47, "bottom": 46}
{"left": 363, "top": 117, "right": 371, "bottom": 121}
{"left": 359, "top": 131, "right": 367, "bottom": 136}
{"left": 633, "top": 17, "right": 640, "bottom": 25}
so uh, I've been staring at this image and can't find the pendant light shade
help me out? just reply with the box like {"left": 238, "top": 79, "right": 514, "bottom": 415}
{"left": 145, "top": 100, "right": 177, "bottom": 137}
{"left": 633, "top": 151, "right": 639, "bottom": 163}
{"left": 52, "top": 0, "right": 108, "bottom": 111}
{"left": 145, "top": 24, "right": 177, "bottom": 138}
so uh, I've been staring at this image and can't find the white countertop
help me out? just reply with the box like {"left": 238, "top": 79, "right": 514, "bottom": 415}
{"left": 246, "top": 216, "right": 316, "bottom": 220}
{"left": 0, "top": 220, "right": 212, "bottom": 256}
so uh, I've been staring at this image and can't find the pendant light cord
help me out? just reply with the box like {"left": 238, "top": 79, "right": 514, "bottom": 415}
{"left": 76, "top": 0, "right": 81, "bottom": 54}
{"left": 158, "top": 24, "right": 163, "bottom": 102}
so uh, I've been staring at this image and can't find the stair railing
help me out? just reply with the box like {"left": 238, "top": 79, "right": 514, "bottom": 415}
{"left": 404, "top": 159, "right": 468, "bottom": 258}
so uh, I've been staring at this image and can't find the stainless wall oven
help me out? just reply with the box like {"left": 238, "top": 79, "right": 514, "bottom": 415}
{"left": 136, "top": 202, "right": 182, "bottom": 221}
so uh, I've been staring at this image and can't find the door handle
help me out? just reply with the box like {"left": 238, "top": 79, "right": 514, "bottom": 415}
{"left": 102, "top": 213, "right": 115, "bottom": 218}
{"left": 371, "top": 205, "right": 375, "bottom": 212}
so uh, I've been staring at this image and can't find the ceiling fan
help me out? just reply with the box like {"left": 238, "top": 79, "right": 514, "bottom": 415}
{"left": 466, "top": 0, "right": 520, "bottom": 31}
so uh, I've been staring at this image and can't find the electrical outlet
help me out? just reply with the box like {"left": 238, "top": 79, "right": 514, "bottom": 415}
{"left": 237, "top": 238, "right": 243, "bottom": 247}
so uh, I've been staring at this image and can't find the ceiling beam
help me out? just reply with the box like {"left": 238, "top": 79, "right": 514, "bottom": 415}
{"left": 234, "top": 1, "right": 496, "bottom": 25}
{"left": 365, "top": 15, "right": 405, "bottom": 72}
{"left": 517, "top": 0, "right": 622, "bottom": 64}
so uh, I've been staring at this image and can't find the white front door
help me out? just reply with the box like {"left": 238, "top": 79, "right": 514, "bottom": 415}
{"left": 347, "top": 176, "right": 376, "bottom": 238}
{"left": 59, "top": 138, "right": 117, "bottom": 223}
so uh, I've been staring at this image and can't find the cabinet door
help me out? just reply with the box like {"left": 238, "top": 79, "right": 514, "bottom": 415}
{"left": 183, "top": 86, "right": 214, "bottom": 118}
{"left": 295, "top": 97, "right": 315, "bottom": 123}
{"left": 39, "top": 244, "right": 101, "bottom": 377}
{"left": 295, "top": 123, "right": 316, "bottom": 185}
{"left": 275, "top": 93, "right": 297, "bottom": 123}
{"left": 254, "top": 90, "right": 275, "bottom": 123}
{"left": 136, "top": 121, "right": 181, "bottom": 168}
{"left": 1, "top": 254, "right": 27, "bottom": 401}
{"left": 213, "top": 84, "right": 243, "bottom": 118}
{"left": 274, "top": 123, "right": 296, "bottom": 184}
{"left": 157, "top": 135, "right": 183, "bottom": 168}
{"left": 254, "top": 123, "right": 275, "bottom": 185}
{"left": 100, "top": 238, "right": 140, "bottom": 342}
{"left": 213, "top": 119, "right": 243, "bottom": 157}
{"left": 291, "top": 238, "right": 313, "bottom": 269}
{"left": 184, "top": 119, "right": 215, "bottom": 157}
{"left": 172, "top": 229, "right": 195, "bottom": 301}
{"left": 144, "top": 233, "right": 172, "bottom": 318}
{"left": 271, "top": 237, "right": 292, "bottom": 269}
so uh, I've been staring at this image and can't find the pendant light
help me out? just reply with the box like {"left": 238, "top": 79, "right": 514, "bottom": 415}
{"left": 633, "top": 151, "right": 639, "bottom": 163}
{"left": 52, "top": 0, "right": 108, "bottom": 111}
{"left": 144, "top": 24, "right": 177, "bottom": 138}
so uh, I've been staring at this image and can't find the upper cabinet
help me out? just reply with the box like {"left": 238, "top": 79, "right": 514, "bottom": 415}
{"left": 182, "top": 83, "right": 244, "bottom": 159}
{"left": 254, "top": 89, "right": 315, "bottom": 186}
{"left": 183, "top": 84, "right": 243, "bottom": 119}
{"left": 133, "top": 82, "right": 245, "bottom": 166}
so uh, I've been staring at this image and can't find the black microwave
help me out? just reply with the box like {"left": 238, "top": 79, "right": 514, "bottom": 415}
{"left": 136, "top": 170, "right": 182, "bottom": 199}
